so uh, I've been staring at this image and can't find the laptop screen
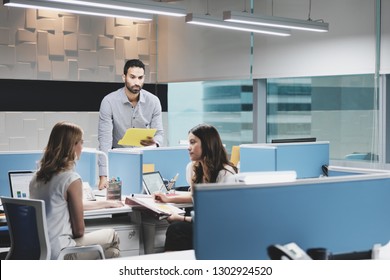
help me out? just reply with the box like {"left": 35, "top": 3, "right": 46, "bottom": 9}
{"left": 8, "top": 170, "right": 35, "bottom": 198}
{"left": 142, "top": 171, "right": 166, "bottom": 195}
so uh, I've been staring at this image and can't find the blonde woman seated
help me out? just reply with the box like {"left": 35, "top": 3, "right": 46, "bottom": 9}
{"left": 30, "top": 121, "right": 121, "bottom": 259}
{"left": 154, "top": 124, "right": 237, "bottom": 251}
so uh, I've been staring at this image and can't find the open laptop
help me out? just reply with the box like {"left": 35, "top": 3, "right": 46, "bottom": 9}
{"left": 8, "top": 170, "right": 35, "bottom": 198}
{"left": 142, "top": 171, "right": 167, "bottom": 195}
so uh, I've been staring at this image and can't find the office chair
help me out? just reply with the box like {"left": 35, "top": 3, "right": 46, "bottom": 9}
{"left": 1, "top": 196, "right": 105, "bottom": 260}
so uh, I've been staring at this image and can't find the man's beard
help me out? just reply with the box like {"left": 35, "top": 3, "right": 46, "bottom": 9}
{"left": 126, "top": 85, "right": 141, "bottom": 94}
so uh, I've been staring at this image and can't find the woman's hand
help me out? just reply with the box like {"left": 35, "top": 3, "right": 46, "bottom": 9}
{"left": 98, "top": 176, "right": 108, "bottom": 190}
{"left": 153, "top": 192, "right": 170, "bottom": 203}
{"left": 167, "top": 213, "right": 185, "bottom": 222}
{"left": 105, "top": 200, "right": 124, "bottom": 208}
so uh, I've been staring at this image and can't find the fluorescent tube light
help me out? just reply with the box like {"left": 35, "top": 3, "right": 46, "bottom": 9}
{"left": 223, "top": 11, "right": 329, "bottom": 32}
{"left": 44, "top": 0, "right": 186, "bottom": 17}
{"left": 4, "top": 0, "right": 153, "bottom": 21}
{"left": 186, "top": 13, "right": 291, "bottom": 37}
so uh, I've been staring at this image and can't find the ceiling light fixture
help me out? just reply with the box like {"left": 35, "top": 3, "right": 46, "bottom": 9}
{"left": 3, "top": 0, "right": 153, "bottom": 21}
{"left": 43, "top": 0, "right": 187, "bottom": 17}
{"left": 223, "top": 11, "right": 328, "bottom": 32}
{"left": 185, "top": 13, "right": 291, "bottom": 37}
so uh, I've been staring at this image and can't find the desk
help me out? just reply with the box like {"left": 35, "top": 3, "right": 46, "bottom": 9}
{"left": 84, "top": 204, "right": 132, "bottom": 218}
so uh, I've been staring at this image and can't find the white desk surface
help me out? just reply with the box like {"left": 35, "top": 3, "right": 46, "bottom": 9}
{"left": 84, "top": 204, "right": 132, "bottom": 217}
{"left": 117, "top": 249, "right": 196, "bottom": 260}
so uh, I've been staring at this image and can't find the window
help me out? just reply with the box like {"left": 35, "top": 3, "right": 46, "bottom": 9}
{"left": 168, "top": 80, "right": 253, "bottom": 155}
{"left": 267, "top": 74, "right": 379, "bottom": 161}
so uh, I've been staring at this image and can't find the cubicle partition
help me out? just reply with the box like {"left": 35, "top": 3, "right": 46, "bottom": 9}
{"left": 108, "top": 146, "right": 190, "bottom": 196}
{"left": 193, "top": 170, "right": 390, "bottom": 260}
{"left": 0, "top": 150, "right": 100, "bottom": 196}
{"left": 0, "top": 151, "right": 41, "bottom": 197}
{"left": 239, "top": 141, "right": 330, "bottom": 178}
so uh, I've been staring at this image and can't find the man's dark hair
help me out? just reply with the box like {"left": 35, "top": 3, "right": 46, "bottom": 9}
{"left": 124, "top": 59, "right": 145, "bottom": 75}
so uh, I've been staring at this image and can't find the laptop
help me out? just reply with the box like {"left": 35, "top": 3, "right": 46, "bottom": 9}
{"left": 8, "top": 170, "right": 35, "bottom": 198}
{"left": 142, "top": 171, "right": 167, "bottom": 195}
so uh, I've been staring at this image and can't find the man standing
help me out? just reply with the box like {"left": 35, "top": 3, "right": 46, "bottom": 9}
{"left": 98, "top": 59, "right": 164, "bottom": 190}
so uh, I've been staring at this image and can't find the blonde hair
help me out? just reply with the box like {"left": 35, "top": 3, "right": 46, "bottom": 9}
{"left": 37, "top": 121, "right": 83, "bottom": 183}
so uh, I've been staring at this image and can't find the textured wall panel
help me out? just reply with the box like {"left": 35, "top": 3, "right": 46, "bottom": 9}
{"left": 37, "top": 31, "right": 48, "bottom": 55}
{"left": 48, "top": 33, "right": 65, "bottom": 56}
{"left": 36, "top": 18, "right": 56, "bottom": 32}
{"left": 63, "top": 16, "right": 78, "bottom": 33}
{"left": 97, "top": 66, "right": 115, "bottom": 82}
{"left": 124, "top": 38, "right": 139, "bottom": 60}
{"left": 15, "top": 62, "right": 35, "bottom": 79}
{"left": 68, "top": 59, "right": 78, "bottom": 80}
{"left": 0, "top": 5, "right": 154, "bottom": 82}
{"left": 115, "top": 38, "right": 125, "bottom": 59}
{"left": 0, "top": 45, "right": 15, "bottom": 65}
{"left": 137, "top": 23, "right": 149, "bottom": 39}
{"left": 37, "top": 55, "right": 51, "bottom": 72}
{"left": 25, "top": 9, "right": 37, "bottom": 30}
{"left": 115, "top": 25, "right": 133, "bottom": 38}
{"left": 16, "top": 28, "right": 35, "bottom": 43}
{"left": 78, "top": 33, "right": 94, "bottom": 50}
{"left": 64, "top": 33, "right": 77, "bottom": 51}
{"left": 137, "top": 39, "right": 149, "bottom": 56}
{"left": 16, "top": 43, "right": 36, "bottom": 62}
{"left": 105, "top": 17, "right": 115, "bottom": 37}
{"left": 78, "top": 50, "right": 98, "bottom": 69}
{"left": 51, "top": 60, "right": 68, "bottom": 80}
{"left": 98, "top": 35, "right": 114, "bottom": 49}
{"left": 98, "top": 48, "right": 114, "bottom": 67}
{"left": 0, "top": 28, "right": 10, "bottom": 45}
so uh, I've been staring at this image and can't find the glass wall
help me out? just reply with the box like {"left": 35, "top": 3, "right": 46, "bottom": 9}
{"left": 267, "top": 74, "right": 378, "bottom": 161}
{"left": 168, "top": 74, "right": 380, "bottom": 163}
{"left": 167, "top": 80, "right": 253, "bottom": 155}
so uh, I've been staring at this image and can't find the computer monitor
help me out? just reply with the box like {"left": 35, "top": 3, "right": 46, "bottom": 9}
{"left": 8, "top": 170, "right": 35, "bottom": 198}
{"left": 142, "top": 171, "right": 167, "bottom": 195}
{"left": 271, "top": 137, "right": 316, "bottom": 144}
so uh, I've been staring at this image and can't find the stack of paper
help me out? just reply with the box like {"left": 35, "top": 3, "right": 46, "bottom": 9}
{"left": 125, "top": 194, "right": 185, "bottom": 220}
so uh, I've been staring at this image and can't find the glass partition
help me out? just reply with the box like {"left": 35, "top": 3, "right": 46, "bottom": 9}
{"left": 267, "top": 74, "right": 379, "bottom": 162}
{"left": 168, "top": 80, "right": 253, "bottom": 155}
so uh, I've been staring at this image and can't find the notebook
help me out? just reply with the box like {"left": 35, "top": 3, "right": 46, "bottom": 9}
{"left": 8, "top": 170, "right": 35, "bottom": 198}
{"left": 142, "top": 171, "right": 167, "bottom": 195}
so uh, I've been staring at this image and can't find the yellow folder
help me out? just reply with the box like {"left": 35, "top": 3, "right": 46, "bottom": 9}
{"left": 118, "top": 128, "right": 157, "bottom": 146}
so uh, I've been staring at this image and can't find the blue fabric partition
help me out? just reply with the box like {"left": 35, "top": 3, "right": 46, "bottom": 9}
{"left": 0, "top": 150, "right": 98, "bottom": 196}
{"left": 240, "top": 142, "right": 330, "bottom": 178}
{"left": 108, "top": 150, "right": 143, "bottom": 195}
{"left": 77, "top": 151, "right": 99, "bottom": 187}
{"left": 0, "top": 151, "right": 42, "bottom": 197}
{"left": 193, "top": 172, "right": 390, "bottom": 260}
{"left": 108, "top": 147, "right": 190, "bottom": 195}
{"left": 240, "top": 146, "right": 276, "bottom": 172}
{"left": 143, "top": 147, "right": 190, "bottom": 187}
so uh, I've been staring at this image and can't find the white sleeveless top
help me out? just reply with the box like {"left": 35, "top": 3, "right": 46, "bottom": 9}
{"left": 29, "top": 170, "right": 80, "bottom": 259}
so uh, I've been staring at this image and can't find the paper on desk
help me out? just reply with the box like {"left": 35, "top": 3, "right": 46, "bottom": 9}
{"left": 118, "top": 128, "right": 157, "bottom": 146}
{"left": 125, "top": 194, "right": 185, "bottom": 217}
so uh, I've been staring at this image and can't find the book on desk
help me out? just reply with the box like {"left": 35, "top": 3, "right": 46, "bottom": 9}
{"left": 125, "top": 194, "right": 185, "bottom": 220}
